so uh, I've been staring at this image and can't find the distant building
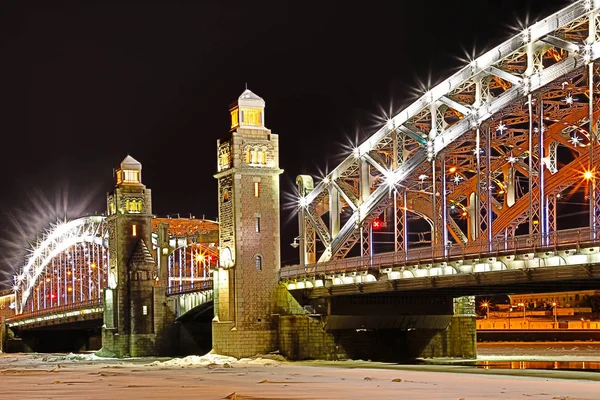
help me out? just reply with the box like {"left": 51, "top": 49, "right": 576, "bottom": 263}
{"left": 509, "top": 290, "right": 600, "bottom": 311}
{"left": 0, "top": 289, "right": 15, "bottom": 319}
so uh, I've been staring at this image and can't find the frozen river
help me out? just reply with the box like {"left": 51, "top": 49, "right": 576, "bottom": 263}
{"left": 0, "top": 342, "right": 599, "bottom": 399}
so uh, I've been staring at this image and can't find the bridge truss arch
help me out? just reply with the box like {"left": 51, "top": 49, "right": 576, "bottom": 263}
{"left": 11, "top": 216, "right": 218, "bottom": 319}
{"left": 295, "top": 0, "right": 600, "bottom": 265}
{"left": 14, "top": 216, "right": 109, "bottom": 315}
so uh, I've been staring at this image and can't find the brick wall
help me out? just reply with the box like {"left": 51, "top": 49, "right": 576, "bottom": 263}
{"left": 407, "top": 315, "right": 477, "bottom": 359}
{"left": 212, "top": 320, "right": 278, "bottom": 359}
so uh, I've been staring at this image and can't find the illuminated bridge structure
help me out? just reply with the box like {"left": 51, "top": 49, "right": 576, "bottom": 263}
{"left": 283, "top": 0, "right": 600, "bottom": 298}
{"left": 7, "top": 216, "right": 217, "bottom": 329}
{"left": 6, "top": 0, "right": 600, "bottom": 359}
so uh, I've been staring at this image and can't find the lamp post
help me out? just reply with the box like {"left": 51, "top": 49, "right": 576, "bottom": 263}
{"left": 552, "top": 302, "right": 558, "bottom": 329}
{"left": 482, "top": 301, "right": 489, "bottom": 319}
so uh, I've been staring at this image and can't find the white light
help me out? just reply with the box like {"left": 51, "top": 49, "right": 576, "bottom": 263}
{"left": 298, "top": 197, "right": 307, "bottom": 208}
{"left": 452, "top": 174, "right": 462, "bottom": 184}
{"left": 322, "top": 176, "right": 330, "bottom": 184}
{"left": 352, "top": 147, "right": 360, "bottom": 158}
{"left": 386, "top": 119, "right": 394, "bottom": 129}
{"left": 563, "top": 93, "right": 575, "bottom": 106}
{"left": 569, "top": 134, "right": 582, "bottom": 147}
{"left": 506, "top": 153, "right": 517, "bottom": 164}
{"left": 522, "top": 28, "right": 530, "bottom": 43}
{"left": 384, "top": 171, "right": 395, "bottom": 187}
{"left": 585, "top": 0, "right": 592, "bottom": 10}
{"left": 495, "top": 121, "right": 507, "bottom": 134}
{"left": 418, "top": 174, "right": 428, "bottom": 181}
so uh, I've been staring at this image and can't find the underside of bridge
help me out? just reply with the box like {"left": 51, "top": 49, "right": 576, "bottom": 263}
{"left": 7, "top": 318, "right": 103, "bottom": 353}
{"left": 272, "top": 286, "right": 475, "bottom": 361}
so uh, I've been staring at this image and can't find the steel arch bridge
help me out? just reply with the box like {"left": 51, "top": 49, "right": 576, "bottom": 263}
{"left": 293, "top": 1, "right": 600, "bottom": 270}
{"left": 12, "top": 216, "right": 218, "bottom": 317}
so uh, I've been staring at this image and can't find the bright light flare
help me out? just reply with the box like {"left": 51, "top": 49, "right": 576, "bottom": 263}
{"left": 583, "top": 170, "right": 594, "bottom": 180}
{"left": 383, "top": 170, "right": 396, "bottom": 188}
{"left": 298, "top": 197, "right": 307, "bottom": 208}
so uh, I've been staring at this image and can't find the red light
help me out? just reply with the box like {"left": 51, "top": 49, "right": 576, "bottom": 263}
{"left": 372, "top": 219, "right": 383, "bottom": 230}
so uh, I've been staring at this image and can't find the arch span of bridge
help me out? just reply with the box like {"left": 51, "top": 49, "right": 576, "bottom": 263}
{"left": 9, "top": 216, "right": 217, "bottom": 328}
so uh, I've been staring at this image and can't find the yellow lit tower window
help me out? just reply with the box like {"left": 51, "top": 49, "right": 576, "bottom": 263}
{"left": 230, "top": 107, "right": 239, "bottom": 129}
{"left": 240, "top": 108, "right": 263, "bottom": 127}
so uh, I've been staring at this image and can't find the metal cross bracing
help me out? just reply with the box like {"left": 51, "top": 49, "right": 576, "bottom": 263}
{"left": 293, "top": 0, "right": 600, "bottom": 269}
{"left": 11, "top": 216, "right": 219, "bottom": 318}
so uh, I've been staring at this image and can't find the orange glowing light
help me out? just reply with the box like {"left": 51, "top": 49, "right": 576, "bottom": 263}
{"left": 67, "top": 287, "right": 73, "bottom": 293}
{"left": 583, "top": 170, "right": 593, "bottom": 180}
{"left": 448, "top": 166, "right": 457, "bottom": 173}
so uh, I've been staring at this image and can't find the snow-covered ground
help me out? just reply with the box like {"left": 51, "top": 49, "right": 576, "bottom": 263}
{"left": 0, "top": 343, "right": 599, "bottom": 399}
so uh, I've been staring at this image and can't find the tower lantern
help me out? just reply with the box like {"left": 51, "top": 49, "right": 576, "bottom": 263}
{"left": 229, "top": 89, "right": 265, "bottom": 130}
{"left": 115, "top": 155, "right": 142, "bottom": 186}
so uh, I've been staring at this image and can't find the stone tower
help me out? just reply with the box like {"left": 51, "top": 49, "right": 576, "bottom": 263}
{"left": 213, "top": 89, "right": 283, "bottom": 358}
{"left": 101, "top": 156, "right": 167, "bottom": 357}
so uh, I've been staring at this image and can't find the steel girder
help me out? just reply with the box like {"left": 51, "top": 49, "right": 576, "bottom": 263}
{"left": 296, "top": 1, "right": 600, "bottom": 264}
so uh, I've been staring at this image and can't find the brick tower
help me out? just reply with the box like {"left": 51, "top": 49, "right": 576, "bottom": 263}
{"left": 100, "top": 155, "right": 167, "bottom": 357}
{"left": 213, "top": 89, "right": 283, "bottom": 357}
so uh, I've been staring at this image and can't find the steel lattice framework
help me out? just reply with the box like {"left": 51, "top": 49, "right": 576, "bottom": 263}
{"left": 295, "top": 0, "right": 600, "bottom": 266}
{"left": 13, "top": 217, "right": 218, "bottom": 316}
{"left": 13, "top": 216, "right": 109, "bottom": 315}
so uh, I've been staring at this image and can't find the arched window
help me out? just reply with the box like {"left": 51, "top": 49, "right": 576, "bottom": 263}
{"left": 255, "top": 255, "right": 262, "bottom": 271}
{"left": 258, "top": 148, "right": 266, "bottom": 164}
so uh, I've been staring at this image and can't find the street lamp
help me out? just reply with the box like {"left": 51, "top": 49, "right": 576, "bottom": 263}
{"left": 481, "top": 301, "right": 490, "bottom": 319}
{"left": 551, "top": 302, "right": 558, "bottom": 328}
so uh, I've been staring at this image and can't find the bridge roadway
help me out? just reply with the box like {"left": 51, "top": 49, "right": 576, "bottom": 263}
{"left": 5, "top": 281, "right": 214, "bottom": 331}
{"left": 280, "top": 228, "right": 600, "bottom": 298}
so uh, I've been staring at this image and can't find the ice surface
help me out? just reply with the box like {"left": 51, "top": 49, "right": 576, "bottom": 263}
{"left": 0, "top": 343, "right": 599, "bottom": 399}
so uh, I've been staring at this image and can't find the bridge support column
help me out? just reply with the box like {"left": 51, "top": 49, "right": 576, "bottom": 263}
{"left": 213, "top": 90, "right": 282, "bottom": 359}
{"left": 98, "top": 156, "right": 174, "bottom": 358}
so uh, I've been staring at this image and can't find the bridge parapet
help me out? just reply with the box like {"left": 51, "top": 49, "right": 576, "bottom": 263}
{"left": 7, "top": 299, "right": 103, "bottom": 329}
{"left": 281, "top": 228, "right": 600, "bottom": 294}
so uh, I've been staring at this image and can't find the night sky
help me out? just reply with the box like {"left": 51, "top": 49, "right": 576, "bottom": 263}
{"left": 0, "top": 0, "right": 570, "bottom": 288}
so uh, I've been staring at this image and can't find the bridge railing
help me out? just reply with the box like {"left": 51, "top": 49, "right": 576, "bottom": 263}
{"left": 8, "top": 298, "right": 103, "bottom": 323}
{"left": 167, "top": 280, "right": 213, "bottom": 296}
{"left": 280, "top": 227, "right": 600, "bottom": 279}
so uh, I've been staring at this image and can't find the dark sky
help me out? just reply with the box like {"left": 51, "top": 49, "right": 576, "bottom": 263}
{"left": 0, "top": 0, "right": 570, "bottom": 287}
